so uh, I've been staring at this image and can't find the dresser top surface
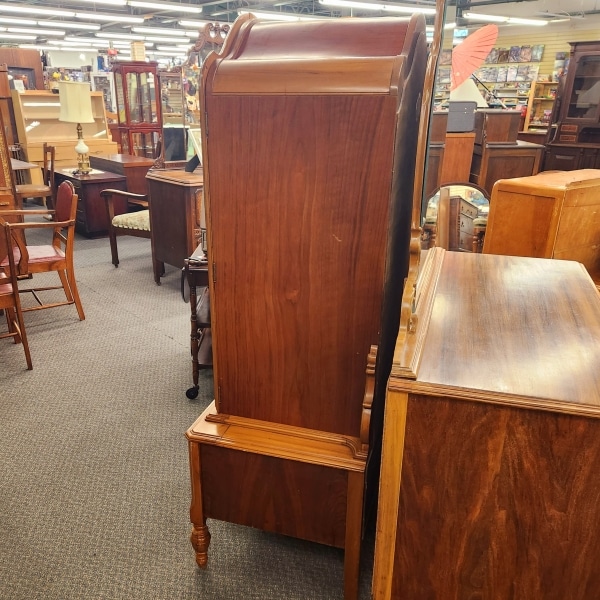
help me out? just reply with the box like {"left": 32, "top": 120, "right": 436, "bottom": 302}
{"left": 405, "top": 251, "right": 600, "bottom": 416}
{"left": 496, "top": 169, "right": 600, "bottom": 191}
{"left": 145, "top": 168, "right": 203, "bottom": 186}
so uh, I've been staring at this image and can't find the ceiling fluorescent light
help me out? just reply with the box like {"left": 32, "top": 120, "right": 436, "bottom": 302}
{"left": 128, "top": 1, "right": 202, "bottom": 14}
{"left": 178, "top": 20, "right": 209, "bottom": 28}
{"left": 8, "top": 27, "right": 66, "bottom": 36}
{"left": 58, "top": 0, "right": 126, "bottom": 4}
{"left": 39, "top": 21, "right": 101, "bottom": 30}
{"left": 143, "top": 35, "right": 190, "bottom": 43}
{"left": 318, "top": 0, "right": 436, "bottom": 15}
{"left": 132, "top": 26, "right": 196, "bottom": 36}
{"left": 75, "top": 12, "right": 145, "bottom": 23}
{"left": 0, "top": 33, "right": 37, "bottom": 40}
{"left": 95, "top": 32, "right": 146, "bottom": 40}
{"left": 238, "top": 10, "right": 323, "bottom": 21}
{"left": 0, "top": 6, "right": 75, "bottom": 18}
{"left": 506, "top": 17, "right": 548, "bottom": 26}
{"left": 0, "top": 17, "right": 37, "bottom": 25}
{"left": 463, "top": 12, "right": 507, "bottom": 22}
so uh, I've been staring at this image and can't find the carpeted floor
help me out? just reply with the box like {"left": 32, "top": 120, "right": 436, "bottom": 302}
{"left": 0, "top": 213, "right": 374, "bottom": 600}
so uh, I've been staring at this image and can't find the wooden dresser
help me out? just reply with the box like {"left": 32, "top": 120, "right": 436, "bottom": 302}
{"left": 145, "top": 169, "right": 203, "bottom": 284}
{"left": 483, "top": 169, "right": 600, "bottom": 283}
{"left": 372, "top": 248, "right": 600, "bottom": 599}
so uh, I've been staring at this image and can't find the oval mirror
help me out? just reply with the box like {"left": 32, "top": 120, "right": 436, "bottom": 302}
{"left": 421, "top": 182, "right": 490, "bottom": 253}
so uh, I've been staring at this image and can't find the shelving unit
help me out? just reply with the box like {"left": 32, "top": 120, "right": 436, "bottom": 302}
{"left": 11, "top": 89, "right": 118, "bottom": 166}
{"left": 522, "top": 80, "right": 558, "bottom": 133}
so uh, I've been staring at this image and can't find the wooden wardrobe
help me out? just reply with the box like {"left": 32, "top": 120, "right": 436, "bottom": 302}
{"left": 185, "top": 14, "right": 428, "bottom": 599}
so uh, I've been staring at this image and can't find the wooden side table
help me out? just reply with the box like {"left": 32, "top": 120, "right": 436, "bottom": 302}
{"left": 145, "top": 168, "right": 203, "bottom": 284}
{"left": 54, "top": 168, "right": 127, "bottom": 237}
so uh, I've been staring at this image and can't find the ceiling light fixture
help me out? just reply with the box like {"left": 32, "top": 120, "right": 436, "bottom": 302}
{"left": 0, "top": 17, "right": 37, "bottom": 25}
{"left": 178, "top": 20, "right": 209, "bottom": 28}
{"left": 237, "top": 10, "right": 323, "bottom": 21}
{"left": 318, "top": 0, "right": 436, "bottom": 15}
{"left": 463, "top": 12, "right": 548, "bottom": 26}
{"left": 0, "top": 6, "right": 75, "bottom": 18}
{"left": 128, "top": 1, "right": 202, "bottom": 14}
{"left": 0, "top": 33, "right": 37, "bottom": 40}
{"left": 95, "top": 32, "right": 146, "bottom": 40}
{"left": 7, "top": 27, "right": 66, "bottom": 36}
{"left": 132, "top": 26, "right": 196, "bottom": 36}
{"left": 39, "top": 21, "right": 101, "bottom": 30}
{"left": 75, "top": 12, "right": 145, "bottom": 23}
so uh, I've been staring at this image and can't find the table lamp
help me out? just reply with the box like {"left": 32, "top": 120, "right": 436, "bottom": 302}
{"left": 58, "top": 81, "right": 95, "bottom": 174}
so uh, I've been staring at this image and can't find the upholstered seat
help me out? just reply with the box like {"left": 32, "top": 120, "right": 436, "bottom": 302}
{"left": 111, "top": 209, "right": 150, "bottom": 232}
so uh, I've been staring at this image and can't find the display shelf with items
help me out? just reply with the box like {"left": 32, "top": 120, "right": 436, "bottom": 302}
{"left": 112, "top": 61, "right": 161, "bottom": 159}
{"left": 91, "top": 73, "right": 116, "bottom": 116}
{"left": 522, "top": 80, "right": 557, "bottom": 132}
{"left": 544, "top": 42, "right": 600, "bottom": 172}
{"left": 10, "top": 89, "right": 118, "bottom": 166}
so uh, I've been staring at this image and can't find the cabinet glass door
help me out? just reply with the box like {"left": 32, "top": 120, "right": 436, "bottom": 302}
{"left": 567, "top": 55, "right": 600, "bottom": 120}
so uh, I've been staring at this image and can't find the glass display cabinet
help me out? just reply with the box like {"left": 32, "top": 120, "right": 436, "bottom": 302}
{"left": 112, "top": 61, "right": 161, "bottom": 158}
{"left": 544, "top": 41, "right": 600, "bottom": 171}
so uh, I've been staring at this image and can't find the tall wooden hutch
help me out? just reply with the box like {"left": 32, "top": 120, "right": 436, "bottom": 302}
{"left": 112, "top": 61, "right": 162, "bottom": 158}
{"left": 543, "top": 41, "right": 600, "bottom": 170}
{"left": 185, "top": 14, "right": 428, "bottom": 600}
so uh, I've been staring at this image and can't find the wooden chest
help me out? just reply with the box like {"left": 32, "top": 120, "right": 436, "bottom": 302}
{"left": 483, "top": 169, "right": 600, "bottom": 283}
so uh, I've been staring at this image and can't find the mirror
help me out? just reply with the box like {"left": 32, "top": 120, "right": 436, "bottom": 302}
{"left": 421, "top": 182, "right": 490, "bottom": 253}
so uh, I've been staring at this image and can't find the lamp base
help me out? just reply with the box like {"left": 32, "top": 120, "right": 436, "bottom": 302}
{"left": 73, "top": 153, "right": 91, "bottom": 175}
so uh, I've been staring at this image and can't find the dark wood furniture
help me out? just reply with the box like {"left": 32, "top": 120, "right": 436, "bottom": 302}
{"left": 0, "top": 48, "right": 43, "bottom": 90}
{"left": 470, "top": 139, "right": 544, "bottom": 196}
{"left": 544, "top": 41, "right": 600, "bottom": 171}
{"left": 184, "top": 243, "right": 211, "bottom": 399}
{"left": 372, "top": 248, "right": 600, "bottom": 599}
{"left": 483, "top": 169, "right": 600, "bottom": 283}
{"left": 99, "top": 189, "right": 152, "bottom": 271}
{"left": 90, "top": 154, "right": 155, "bottom": 195}
{"left": 145, "top": 168, "right": 203, "bottom": 285}
{"left": 54, "top": 168, "right": 127, "bottom": 237}
{"left": 112, "top": 61, "right": 162, "bottom": 159}
{"left": 185, "top": 14, "right": 428, "bottom": 600}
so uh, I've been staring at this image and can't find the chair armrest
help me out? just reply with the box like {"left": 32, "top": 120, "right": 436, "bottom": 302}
{"left": 101, "top": 189, "right": 149, "bottom": 220}
{"left": 3, "top": 219, "right": 74, "bottom": 231}
{"left": 0, "top": 209, "right": 53, "bottom": 216}
{"left": 100, "top": 189, "right": 148, "bottom": 201}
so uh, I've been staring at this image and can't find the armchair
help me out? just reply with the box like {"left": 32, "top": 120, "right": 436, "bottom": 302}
{"left": 0, "top": 180, "right": 85, "bottom": 321}
{"left": 100, "top": 188, "right": 163, "bottom": 281}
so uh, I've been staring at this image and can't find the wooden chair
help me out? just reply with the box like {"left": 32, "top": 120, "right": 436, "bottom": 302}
{"left": 100, "top": 188, "right": 162, "bottom": 279}
{"left": 14, "top": 143, "right": 56, "bottom": 211}
{"left": 0, "top": 180, "right": 85, "bottom": 321}
{"left": 0, "top": 221, "right": 32, "bottom": 369}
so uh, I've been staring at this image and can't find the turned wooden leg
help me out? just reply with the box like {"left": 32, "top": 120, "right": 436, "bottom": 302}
{"left": 190, "top": 520, "right": 211, "bottom": 568}
{"left": 188, "top": 440, "right": 211, "bottom": 567}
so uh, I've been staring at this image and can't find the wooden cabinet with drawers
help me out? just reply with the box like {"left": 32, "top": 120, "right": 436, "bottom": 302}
{"left": 54, "top": 168, "right": 127, "bottom": 237}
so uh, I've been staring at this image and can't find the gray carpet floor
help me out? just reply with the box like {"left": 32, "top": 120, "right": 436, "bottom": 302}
{"left": 0, "top": 212, "right": 374, "bottom": 600}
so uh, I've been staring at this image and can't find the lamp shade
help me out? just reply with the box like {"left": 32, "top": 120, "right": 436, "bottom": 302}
{"left": 58, "top": 81, "right": 95, "bottom": 124}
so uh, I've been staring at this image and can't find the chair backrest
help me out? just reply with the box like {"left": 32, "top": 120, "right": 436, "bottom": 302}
{"left": 42, "top": 143, "right": 56, "bottom": 198}
{"left": 54, "top": 180, "right": 77, "bottom": 223}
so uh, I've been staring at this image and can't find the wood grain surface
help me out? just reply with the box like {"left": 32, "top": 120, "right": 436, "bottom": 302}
{"left": 392, "top": 393, "right": 600, "bottom": 599}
